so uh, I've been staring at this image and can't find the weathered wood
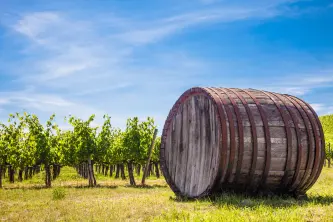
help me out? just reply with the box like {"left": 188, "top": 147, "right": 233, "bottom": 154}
{"left": 160, "top": 87, "right": 325, "bottom": 198}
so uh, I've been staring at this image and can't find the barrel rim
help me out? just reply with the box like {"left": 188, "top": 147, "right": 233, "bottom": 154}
{"left": 159, "top": 87, "right": 223, "bottom": 198}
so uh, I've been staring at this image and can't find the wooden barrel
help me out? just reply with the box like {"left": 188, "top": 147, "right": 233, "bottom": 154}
{"left": 160, "top": 87, "right": 325, "bottom": 198}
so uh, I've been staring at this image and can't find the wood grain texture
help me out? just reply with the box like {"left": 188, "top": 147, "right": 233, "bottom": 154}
{"left": 160, "top": 87, "right": 325, "bottom": 198}
{"left": 164, "top": 94, "right": 221, "bottom": 197}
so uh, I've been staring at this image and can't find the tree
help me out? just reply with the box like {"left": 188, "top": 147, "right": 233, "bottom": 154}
{"left": 139, "top": 117, "right": 157, "bottom": 178}
{"left": 0, "top": 122, "right": 8, "bottom": 188}
{"left": 111, "top": 129, "right": 125, "bottom": 179}
{"left": 5, "top": 113, "right": 31, "bottom": 183}
{"left": 68, "top": 115, "right": 98, "bottom": 187}
{"left": 61, "top": 130, "right": 78, "bottom": 167}
{"left": 123, "top": 117, "right": 141, "bottom": 185}
{"left": 25, "top": 113, "right": 57, "bottom": 187}
{"left": 96, "top": 115, "right": 113, "bottom": 173}
{"left": 50, "top": 127, "right": 64, "bottom": 179}
{"left": 151, "top": 136, "right": 161, "bottom": 178}
{"left": 325, "top": 142, "right": 333, "bottom": 167}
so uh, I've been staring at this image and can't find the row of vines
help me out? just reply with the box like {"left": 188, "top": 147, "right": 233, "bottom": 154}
{"left": 0, "top": 112, "right": 160, "bottom": 188}
{"left": 320, "top": 115, "right": 333, "bottom": 167}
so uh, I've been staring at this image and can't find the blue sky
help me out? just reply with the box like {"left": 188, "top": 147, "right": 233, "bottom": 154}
{"left": 0, "top": 0, "right": 332, "bottom": 131}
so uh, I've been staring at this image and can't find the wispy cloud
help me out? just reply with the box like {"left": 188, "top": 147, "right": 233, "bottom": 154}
{"left": 116, "top": 7, "right": 281, "bottom": 45}
{"left": 301, "top": 74, "right": 333, "bottom": 85}
{"left": 1, "top": 0, "right": 332, "bottom": 131}
{"left": 270, "top": 87, "right": 311, "bottom": 96}
{"left": 9, "top": 1, "right": 291, "bottom": 84}
{"left": 199, "top": 0, "right": 219, "bottom": 5}
{"left": 14, "top": 12, "right": 62, "bottom": 44}
{"left": 262, "top": 68, "right": 333, "bottom": 96}
{"left": 310, "top": 104, "right": 333, "bottom": 116}
{"left": 0, "top": 89, "right": 106, "bottom": 128}
{"left": 310, "top": 103, "right": 325, "bottom": 112}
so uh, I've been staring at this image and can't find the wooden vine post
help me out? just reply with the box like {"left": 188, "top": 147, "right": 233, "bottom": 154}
{"left": 141, "top": 129, "right": 158, "bottom": 185}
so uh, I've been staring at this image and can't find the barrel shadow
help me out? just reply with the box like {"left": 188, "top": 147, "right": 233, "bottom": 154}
{"left": 170, "top": 193, "right": 333, "bottom": 208}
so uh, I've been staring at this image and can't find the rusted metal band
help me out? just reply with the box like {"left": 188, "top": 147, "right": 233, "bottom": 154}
{"left": 228, "top": 88, "right": 258, "bottom": 189}
{"left": 205, "top": 87, "right": 229, "bottom": 186}
{"left": 261, "top": 91, "right": 293, "bottom": 188}
{"left": 211, "top": 87, "right": 237, "bottom": 184}
{"left": 297, "top": 97, "right": 325, "bottom": 191}
{"left": 220, "top": 88, "right": 244, "bottom": 184}
{"left": 243, "top": 89, "right": 271, "bottom": 188}
{"left": 283, "top": 96, "right": 314, "bottom": 192}
{"left": 160, "top": 87, "right": 221, "bottom": 197}
{"left": 288, "top": 96, "right": 322, "bottom": 192}
{"left": 274, "top": 93, "right": 303, "bottom": 191}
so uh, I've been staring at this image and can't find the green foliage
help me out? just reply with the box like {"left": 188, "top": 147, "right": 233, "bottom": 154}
{"left": 325, "top": 143, "right": 333, "bottom": 160}
{"left": 60, "top": 130, "right": 77, "bottom": 166}
{"left": 320, "top": 115, "right": 333, "bottom": 164}
{"left": 25, "top": 113, "right": 57, "bottom": 165}
{"left": 320, "top": 114, "right": 333, "bottom": 143}
{"left": 152, "top": 137, "right": 161, "bottom": 163}
{"left": 52, "top": 187, "right": 66, "bottom": 200}
{"left": 96, "top": 115, "right": 113, "bottom": 164}
{"left": 122, "top": 117, "right": 158, "bottom": 164}
{"left": 0, "top": 111, "right": 159, "bottom": 187}
{"left": 123, "top": 117, "right": 141, "bottom": 162}
{"left": 68, "top": 115, "right": 98, "bottom": 162}
{"left": 110, "top": 129, "right": 125, "bottom": 164}
{"left": 0, "top": 123, "right": 8, "bottom": 166}
{"left": 139, "top": 117, "right": 157, "bottom": 163}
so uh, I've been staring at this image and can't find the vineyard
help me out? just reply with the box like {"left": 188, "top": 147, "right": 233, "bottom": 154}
{"left": 1, "top": 112, "right": 333, "bottom": 189}
{"left": 0, "top": 112, "right": 161, "bottom": 188}
{"left": 1, "top": 112, "right": 333, "bottom": 221}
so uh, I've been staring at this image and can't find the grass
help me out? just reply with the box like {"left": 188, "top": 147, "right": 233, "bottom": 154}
{"left": 1, "top": 167, "right": 333, "bottom": 222}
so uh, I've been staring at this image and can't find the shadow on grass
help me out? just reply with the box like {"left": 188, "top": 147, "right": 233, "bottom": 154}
{"left": 170, "top": 192, "right": 333, "bottom": 208}
{"left": 2, "top": 183, "right": 168, "bottom": 190}
{"left": 1, "top": 183, "right": 119, "bottom": 190}
{"left": 61, "top": 184, "right": 118, "bottom": 189}
{"left": 124, "top": 184, "right": 168, "bottom": 189}
{"left": 2, "top": 185, "right": 48, "bottom": 190}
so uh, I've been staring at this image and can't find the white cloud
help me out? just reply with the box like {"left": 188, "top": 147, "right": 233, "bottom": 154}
{"left": 9, "top": 1, "right": 298, "bottom": 84}
{"left": 262, "top": 69, "right": 333, "bottom": 97}
{"left": 310, "top": 103, "right": 325, "bottom": 112}
{"left": 311, "top": 104, "right": 333, "bottom": 116}
{"left": 116, "top": 7, "right": 280, "bottom": 46}
{"left": 301, "top": 75, "right": 333, "bottom": 85}
{"left": 0, "top": 89, "right": 106, "bottom": 130}
{"left": 14, "top": 12, "right": 61, "bottom": 44}
{"left": 199, "top": 0, "right": 219, "bottom": 4}
{"left": 0, "top": 98, "right": 10, "bottom": 105}
{"left": 265, "top": 87, "right": 310, "bottom": 96}
{"left": 3, "top": 0, "right": 332, "bottom": 130}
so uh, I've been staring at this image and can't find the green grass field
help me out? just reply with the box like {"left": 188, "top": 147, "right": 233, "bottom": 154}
{"left": 1, "top": 166, "right": 333, "bottom": 222}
